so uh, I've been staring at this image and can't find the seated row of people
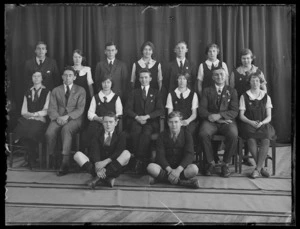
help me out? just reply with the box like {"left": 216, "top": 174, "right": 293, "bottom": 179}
{"left": 11, "top": 65, "right": 275, "bottom": 186}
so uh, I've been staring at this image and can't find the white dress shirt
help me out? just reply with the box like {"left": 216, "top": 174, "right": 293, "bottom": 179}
{"left": 141, "top": 85, "right": 150, "bottom": 97}
{"left": 176, "top": 57, "right": 186, "bottom": 67}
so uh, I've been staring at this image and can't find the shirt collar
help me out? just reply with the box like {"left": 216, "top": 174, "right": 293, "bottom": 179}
{"left": 215, "top": 84, "right": 224, "bottom": 92}
{"left": 246, "top": 89, "right": 266, "bottom": 100}
{"left": 138, "top": 58, "right": 154, "bottom": 66}
{"left": 174, "top": 88, "right": 191, "bottom": 98}
{"left": 99, "top": 90, "right": 115, "bottom": 101}
{"left": 205, "top": 59, "right": 220, "bottom": 67}
{"left": 65, "top": 84, "right": 73, "bottom": 91}
{"left": 176, "top": 57, "right": 186, "bottom": 66}
{"left": 107, "top": 58, "right": 115, "bottom": 64}
{"left": 105, "top": 130, "right": 114, "bottom": 136}
{"left": 30, "top": 85, "right": 45, "bottom": 91}
{"left": 141, "top": 85, "right": 150, "bottom": 91}
{"left": 36, "top": 57, "right": 46, "bottom": 64}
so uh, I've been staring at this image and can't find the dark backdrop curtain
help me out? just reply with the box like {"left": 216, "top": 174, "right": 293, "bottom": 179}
{"left": 5, "top": 4, "right": 292, "bottom": 143}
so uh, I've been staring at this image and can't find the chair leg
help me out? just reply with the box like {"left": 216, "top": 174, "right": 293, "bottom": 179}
{"left": 9, "top": 133, "right": 14, "bottom": 168}
{"left": 38, "top": 142, "right": 43, "bottom": 169}
{"left": 272, "top": 140, "right": 276, "bottom": 175}
{"left": 76, "top": 133, "right": 80, "bottom": 152}
{"left": 238, "top": 139, "right": 243, "bottom": 174}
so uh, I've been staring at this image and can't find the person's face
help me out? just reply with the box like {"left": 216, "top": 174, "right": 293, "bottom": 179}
{"left": 62, "top": 70, "right": 76, "bottom": 86}
{"left": 139, "top": 72, "right": 152, "bottom": 86}
{"left": 241, "top": 54, "right": 253, "bottom": 67}
{"left": 249, "top": 76, "right": 261, "bottom": 90}
{"left": 207, "top": 47, "right": 218, "bottom": 61}
{"left": 102, "top": 116, "right": 117, "bottom": 133}
{"left": 105, "top": 45, "right": 118, "bottom": 60}
{"left": 175, "top": 43, "right": 188, "bottom": 58}
{"left": 102, "top": 79, "right": 112, "bottom": 91}
{"left": 143, "top": 45, "right": 153, "bottom": 59}
{"left": 177, "top": 75, "right": 187, "bottom": 88}
{"left": 168, "top": 116, "right": 182, "bottom": 133}
{"left": 35, "top": 44, "right": 47, "bottom": 59}
{"left": 73, "top": 52, "right": 83, "bottom": 65}
{"left": 32, "top": 72, "right": 43, "bottom": 85}
{"left": 212, "top": 69, "right": 226, "bottom": 85}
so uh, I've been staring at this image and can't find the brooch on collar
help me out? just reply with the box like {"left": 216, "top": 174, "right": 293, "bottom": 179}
{"left": 47, "top": 70, "right": 50, "bottom": 73}
{"left": 28, "top": 95, "right": 31, "bottom": 98}
{"left": 98, "top": 102, "right": 101, "bottom": 105}
{"left": 186, "top": 66, "right": 188, "bottom": 69}
{"left": 150, "top": 94, "right": 153, "bottom": 97}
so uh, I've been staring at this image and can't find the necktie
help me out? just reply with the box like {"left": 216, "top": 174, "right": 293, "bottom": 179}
{"left": 103, "top": 96, "right": 107, "bottom": 103}
{"left": 180, "top": 60, "right": 183, "bottom": 73}
{"left": 104, "top": 132, "right": 112, "bottom": 146}
{"left": 217, "top": 89, "right": 222, "bottom": 107}
{"left": 39, "top": 59, "right": 43, "bottom": 66}
{"left": 142, "top": 87, "right": 147, "bottom": 100}
{"left": 33, "top": 88, "right": 41, "bottom": 102}
{"left": 180, "top": 93, "right": 184, "bottom": 100}
{"left": 172, "top": 133, "right": 177, "bottom": 142}
{"left": 211, "top": 62, "right": 215, "bottom": 71}
{"left": 65, "top": 86, "right": 70, "bottom": 105}
{"left": 145, "top": 62, "right": 149, "bottom": 69}
{"left": 109, "top": 61, "right": 113, "bottom": 72}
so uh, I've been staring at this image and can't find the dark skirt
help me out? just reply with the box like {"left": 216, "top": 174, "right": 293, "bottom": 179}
{"left": 239, "top": 122, "right": 276, "bottom": 140}
{"left": 13, "top": 117, "right": 47, "bottom": 142}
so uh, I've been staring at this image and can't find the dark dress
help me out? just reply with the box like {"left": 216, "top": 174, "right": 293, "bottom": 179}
{"left": 170, "top": 90, "right": 198, "bottom": 136}
{"left": 239, "top": 92, "right": 276, "bottom": 140}
{"left": 202, "top": 61, "right": 223, "bottom": 89}
{"left": 233, "top": 68, "right": 264, "bottom": 99}
{"left": 134, "top": 61, "right": 160, "bottom": 90}
{"left": 81, "top": 93, "right": 119, "bottom": 151}
{"left": 74, "top": 70, "right": 91, "bottom": 117}
{"left": 13, "top": 88, "right": 49, "bottom": 142}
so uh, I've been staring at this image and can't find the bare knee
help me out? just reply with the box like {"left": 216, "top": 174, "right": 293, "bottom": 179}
{"left": 184, "top": 164, "right": 199, "bottom": 178}
{"left": 147, "top": 163, "right": 161, "bottom": 177}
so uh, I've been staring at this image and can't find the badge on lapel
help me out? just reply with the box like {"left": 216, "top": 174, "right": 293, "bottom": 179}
{"left": 47, "top": 70, "right": 51, "bottom": 74}
{"left": 28, "top": 95, "right": 31, "bottom": 99}
{"left": 186, "top": 67, "right": 188, "bottom": 70}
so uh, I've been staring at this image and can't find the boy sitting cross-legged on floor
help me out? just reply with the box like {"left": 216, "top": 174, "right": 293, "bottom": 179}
{"left": 73, "top": 111, "right": 131, "bottom": 189}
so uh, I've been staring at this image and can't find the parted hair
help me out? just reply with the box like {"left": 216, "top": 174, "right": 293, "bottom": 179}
{"left": 138, "top": 68, "right": 151, "bottom": 77}
{"left": 168, "top": 111, "right": 183, "bottom": 121}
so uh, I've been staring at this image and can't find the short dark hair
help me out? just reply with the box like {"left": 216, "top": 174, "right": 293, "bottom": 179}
{"left": 177, "top": 73, "right": 191, "bottom": 81}
{"left": 168, "top": 111, "right": 183, "bottom": 121}
{"left": 248, "top": 71, "right": 265, "bottom": 84}
{"left": 240, "top": 48, "right": 256, "bottom": 60}
{"left": 63, "top": 66, "right": 76, "bottom": 76}
{"left": 175, "top": 41, "right": 188, "bottom": 48}
{"left": 105, "top": 41, "right": 118, "bottom": 49}
{"left": 205, "top": 43, "right": 220, "bottom": 55}
{"left": 73, "top": 49, "right": 86, "bottom": 63}
{"left": 35, "top": 41, "right": 47, "bottom": 49}
{"left": 212, "top": 66, "right": 225, "bottom": 74}
{"left": 103, "top": 111, "right": 118, "bottom": 121}
{"left": 138, "top": 68, "right": 151, "bottom": 77}
{"left": 32, "top": 71, "right": 43, "bottom": 79}
{"left": 140, "top": 41, "right": 155, "bottom": 55}
{"left": 101, "top": 73, "right": 114, "bottom": 89}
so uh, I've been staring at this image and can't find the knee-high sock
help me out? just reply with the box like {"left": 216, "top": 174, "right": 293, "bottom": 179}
{"left": 105, "top": 160, "right": 123, "bottom": 178}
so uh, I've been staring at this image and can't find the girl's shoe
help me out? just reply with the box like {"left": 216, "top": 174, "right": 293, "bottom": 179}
{"left": 250, "top": 169, "right": 260, "bottom": 179}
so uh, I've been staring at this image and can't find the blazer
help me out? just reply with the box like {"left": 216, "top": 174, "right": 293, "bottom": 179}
{"left": 90, "top": 130, "right": 127, "bottom": 162}
{"left": 48, "top": 84, "right": 86, "bottom": 121}
{"left": 198, "top": 85, "right": 239, "bottom": 120}
{"left": 125, "top": 87, "right": 164, "bottom": 120}
{"left": 156, "top": 128, "right": 194, "bottom": 169}
{"left": 24, "top": 57, "right": 60, "bottom": 91}
{"left": 94, "top": 59, "right": 129, "bottom": 99}
{"left": 167, "top": 59, "right": 197, "bottom": 93}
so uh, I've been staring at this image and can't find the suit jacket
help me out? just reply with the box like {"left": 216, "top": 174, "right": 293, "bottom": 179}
{"left": 198, "top": 85, "right": 239, "bottom": 120}
{"left": 90, "top": 130, "right": 127, "bottom": 162}
{"left": 167, "top": 59, "right": 197, "bottom": 93}
{"left": 24, "top": 57, "right": 60, "bottom": 91}
{"left": 125, "top": 87, "right": 164, "bottom": 121}
{"left": 94, "top": 59, "right": 129, "bottom": 100}
{"left": 156, "top": 128, "right": 194, "bottom": 169}
{"left": 48, "top": 84, "right": 86, "bottom": 121}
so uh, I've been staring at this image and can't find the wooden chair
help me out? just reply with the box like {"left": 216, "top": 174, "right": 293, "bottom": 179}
{"left": 8, "top": 132, "right": 43, "bottom": 169}
{"left": 238, "top": 136, "right": 277, "bottom": 175}
{"left": 196, "top": 134, "right": 239, "bottom": 173}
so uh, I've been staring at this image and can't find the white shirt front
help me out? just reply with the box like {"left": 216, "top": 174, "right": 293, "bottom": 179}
{"left": 215, "top": 84, "right": 225, "bottom": 94}
{"left": 165, "top": 88, "right": 199, "bottom": 110}
{"left": 107, "top": 58, "right": 115, "bottom": 65}
{"left": 141, "top": 85, "right": 150, "bottom": 97}
{"left": 130, "top": 58, "right": 163, "bottom": 83}
{"left": 176, "top": 57, "right": 186, "bottom": 67}
{"left": 104, "top": 130, "right": 114, "bottom": 141}
{"left": 36, "top": 57, "right": 45, "bottom": 65}
{"left": 64, "top": 84, "right": 73, "bottom": 93}
{"left": 87, "top": 90, "right": 123, "bottom": 121}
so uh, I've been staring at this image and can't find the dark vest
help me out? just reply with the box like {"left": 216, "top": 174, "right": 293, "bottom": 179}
{"left": 243, "top": 92, "right": 268, "bottom": 122}
{"left": 134, "top": 61, "right": 159, "bottom": 89}
{"left": 94, "top": 94, "right": 118, "bottom": 116}
{"left": 202, "top": 61, "right": 223, "bottom": 89}
{"left": 26, "top": 88, "right": 49, "bottom": 113}
{"left": 171, "top": 90, "right": 194, "bottom": 120}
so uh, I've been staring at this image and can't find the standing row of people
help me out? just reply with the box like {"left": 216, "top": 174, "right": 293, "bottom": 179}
{"left": 10, "top": 40, "right": 275, "bottom": 189}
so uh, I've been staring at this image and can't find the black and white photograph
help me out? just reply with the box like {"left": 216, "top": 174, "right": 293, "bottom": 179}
{"left": 4, "top": 3, "right": 295, "bottom": 225}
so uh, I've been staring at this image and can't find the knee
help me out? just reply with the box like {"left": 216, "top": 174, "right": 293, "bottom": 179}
{"left": 147, "top": 163, "right": 160, "bottom": 176}
{"left": 73, "top": 151, "right": 89, "bottom": 166}
{"left": 185, "top": 164, "right": 199, "bottom": 178}
{"left": 198, "top": 130, "right": 211, "bottom": 139}
{"left": 61, "top": 126, "right": 72, "bottom": 137}
{"left": 121, "top": 150, "right": 131, "bottom": 164}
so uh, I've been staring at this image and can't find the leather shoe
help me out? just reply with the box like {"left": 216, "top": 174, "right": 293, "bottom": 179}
{"left": 56, "top": 164, "right": 69, "bottom": 176}
{"left": 250, "top": 169, "right": 260, "bottom": 179}
{"left": 148, "top": 176, "right": 157, "bottom": 185}
{"left": 204, "top": 163, "right": 214, "bottom": 176}
{"left": 105, "top": 177, "right": 116, "bottom": 188}
{"left": 260, "top": 168, "right": 270, "bottom": 178}
{"left": 178, "top": 178, "right": 200, "bottom": 189}
{"left": 134, "top": 160, "right": 146, "bottom": 174}
{"left": 242, "top": 159, "right": 254, "bottom": 166}
{"left": 221, "top": 164, "right": 231, "bottom": 178}
{"left": 87, "top": 176, "right": 101, "bottom": 189}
